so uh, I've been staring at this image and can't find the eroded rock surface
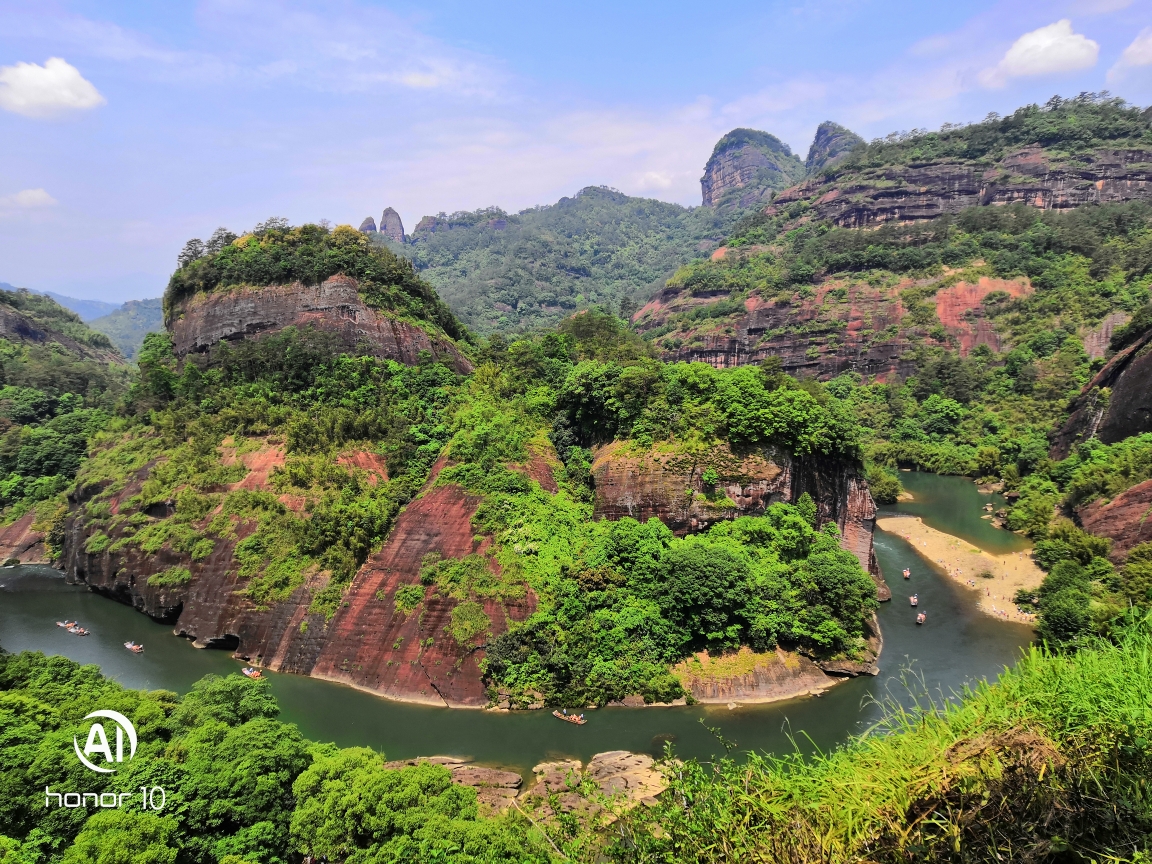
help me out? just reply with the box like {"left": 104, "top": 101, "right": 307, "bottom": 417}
{"left": 379, "top": 207, "right": 405, "bottom": 243}
{"left": 64, "top": 454, "right": 533, "bottom": 707}
{"left": 1051, "top": 325, "right": 1152, "bottom": 459}
{"left": 169, "top": 275, "right": 471, "bottom": 373}
{"left": 700, "top": 128, "right": 806, "bottom": 209}
{"left": 637, "top": 275, "right": 1031, "bottom": 379}
{"left": 769, "top": 146, "right": 1152, "bottom": 228}
{"left": 0, "top": 511, "right": 49, "bottom": 564}
{"left": 1077, "top": 478, "right": 1152, "bottom": 561}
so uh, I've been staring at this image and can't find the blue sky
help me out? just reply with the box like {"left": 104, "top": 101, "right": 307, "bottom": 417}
{"left": 1, "top": 0, "right": 1151, "bottom": 302}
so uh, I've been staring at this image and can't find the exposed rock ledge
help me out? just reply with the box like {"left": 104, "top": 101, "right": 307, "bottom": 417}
{"left": 0, "top": 511, "right": 50, "bottom": 564}
{"left": 385, "top": 751, "right": 667, "bottom": 816}
{"left": 673, "top": 638, "right": 880, "bottom": 706}
{"left": 169, "top": 275, "right": 472, "bottom": 373}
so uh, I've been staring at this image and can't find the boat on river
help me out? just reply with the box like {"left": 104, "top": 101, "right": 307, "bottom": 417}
{"left": 553, "top": 710, "right": 586, "bottom": 725}
{"left": 910, "top": 594, "right": 919, "bottom": 607}
{"left": 68, "top": 626, "right": 89, "bottom": 636}
{"left": 242, "top": 667, "right": 262, "bottom": 679}
{"left": 124, "top": 641, "right": 144, "bottom": 654}
{"left": 903, "top": 568, "right": 911, "bottom": 579}
{"left": 916, "top": 613, "right": 927, "bottom": 625}
{"left": 56, "top": 620, "right": 76, "bottom": 628}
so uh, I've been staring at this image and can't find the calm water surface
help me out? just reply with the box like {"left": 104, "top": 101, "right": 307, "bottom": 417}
{"left": 882, "top": 471, "right": 1031, "bottom": 555}
{"left": 0, "top": 474, "right": 1032, "bottom": 775}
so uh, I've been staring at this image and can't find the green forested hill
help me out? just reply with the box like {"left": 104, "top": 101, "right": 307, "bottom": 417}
{"left": 89, "top": 298, "right": 164, "bottom": 360}
{"left": 388, "top": 186, "right": 739, "bottom": 334}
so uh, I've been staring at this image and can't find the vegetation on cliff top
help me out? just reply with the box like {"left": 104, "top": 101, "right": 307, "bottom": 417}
{"left": 166, "top": 220, "right": 467, "bottom": 342}
{"left": 836, "top": 93, "right": 1152, "bottom": 172}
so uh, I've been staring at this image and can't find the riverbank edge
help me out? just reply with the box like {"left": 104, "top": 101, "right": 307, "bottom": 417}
{"left": 875, "top": 515, "right": 1041, "bottom": 625}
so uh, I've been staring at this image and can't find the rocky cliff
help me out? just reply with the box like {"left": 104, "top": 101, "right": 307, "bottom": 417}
{"left": 168, "top": 275, "right": 472, "bottom": 373}
{"left": 64, "top": 453, "right": 533, "bottom": 708}
{"left": 769, "top": 146, "right": 1152, "bottom": 229}
{"left": 805, "top": 121, "right": 864, "bottom": 174}
{"left": 1050, "top": 322, "right": 1152, "bottom": 460}
{"left": 380, "top": 207, "right": 405, "bottom": 243}
{"left": 700, "top": 128, "right": 807, "bottom": 209}
{"left": 590, "top": 440, "right": 888, "bottom": 600}
{"left": 636, "top": 272, "right": 1031, "bottom": 378}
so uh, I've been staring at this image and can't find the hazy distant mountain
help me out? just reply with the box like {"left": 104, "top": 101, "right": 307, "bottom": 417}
{"left": 89, "top": 298, "right": 164, "bottom": 360}
{"left": 41, "top": 291, "right": 119, "bottom": 322}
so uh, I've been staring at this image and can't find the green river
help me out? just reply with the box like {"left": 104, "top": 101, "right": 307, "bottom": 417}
{"left": 0, "top": 473, "right": 1033, "bottom": 776}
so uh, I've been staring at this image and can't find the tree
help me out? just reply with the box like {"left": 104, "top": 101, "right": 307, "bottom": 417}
{"left": 657, "top": 539, "right": 751, "bottom": 645}
{"left": 61, "top": 811, "right": 180, "bottom": 864}
{"left": 205, "top": 228, "right": 238, "bottom": 254}
{"left": 176, "top": 239, "right": 205, "bottom": 269}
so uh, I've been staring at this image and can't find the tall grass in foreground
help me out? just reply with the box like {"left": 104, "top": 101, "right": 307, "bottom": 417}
{"left": 601, "top": 615, "right": 1152, "bottom": 863}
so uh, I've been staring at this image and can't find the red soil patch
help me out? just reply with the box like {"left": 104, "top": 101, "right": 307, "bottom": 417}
{"left": 934, "top": 277, "right": 1031, "bottom": 355}
{"left": 338, "top": 450, "right": 389, "bottom": 485}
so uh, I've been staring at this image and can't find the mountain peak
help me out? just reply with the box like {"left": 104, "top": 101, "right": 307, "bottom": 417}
{"left": 700, "top": 128, "right": 806, "bottom": 209}
{"left": 805, "top": 121, "right": 864, "bottom": 174}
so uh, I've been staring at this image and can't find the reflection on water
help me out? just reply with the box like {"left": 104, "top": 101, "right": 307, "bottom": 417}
{"left": 0, "top": 482, "right": 1033, "bottom": 775}
{"left": 881, "top": 471, "right": 1031, "bottom": 555}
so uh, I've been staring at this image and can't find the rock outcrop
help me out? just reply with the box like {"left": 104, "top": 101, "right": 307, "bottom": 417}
{"left": 358, "top": 217, "right": 377, "bottom": 233}
{"left": 0, "top": 511, "right": 49, "bottom": 564}
{"left": 590, "top": 440, "right": 888, "bottom": 599}
{"left": 380, "top": 208, "right": 405, "bottom": 243}
{"left": 672, "top": 647, "right": 855, "bottom": 704}
{"left": 168, "top": 275, "right": 472, "bottom": 373}
{"left": 769, "top": 146, "right": 1152, "bottom": 229}
{"left": 700, "top": 128, "right": 806, "bottom": 209}
{"left": 805, "top": 121, "right": 864, "bottom": 174}
{"left": 1050, "top": 322, "right": 1152, "bottom": 460}
{"left": 1076, "top": 479, "right": 1152, "bottom": 561}
{"left": 636, "top": 273, "right": 1030, "bottom": 379}
{"left": 63, "top": 454, "right": 534, "bottom": 708}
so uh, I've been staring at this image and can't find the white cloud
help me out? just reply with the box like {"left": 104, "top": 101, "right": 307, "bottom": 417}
{"left": 979, "top": 20, "right": 1099, "bottom": 88}
{"left": 0, "top": 58, "right": 105, "bottom": 118}
{"left": 0, "top": 189, "right": 58, "bottom": 208}
{"left": 1108, "top": 27, "right": 1152, "bottom": 81}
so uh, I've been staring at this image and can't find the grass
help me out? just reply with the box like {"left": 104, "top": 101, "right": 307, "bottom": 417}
{"left": 602, "top": 614, "right": 1152, "bottom": 863}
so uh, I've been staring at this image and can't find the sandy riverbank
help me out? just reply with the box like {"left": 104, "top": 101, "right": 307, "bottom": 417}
{"left": 876, "top": 516, "right": 1042, "bottom": 625}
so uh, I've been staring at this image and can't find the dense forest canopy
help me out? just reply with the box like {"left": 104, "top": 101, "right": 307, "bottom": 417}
{"left": 388, "top": 187, "right": 739, "bottom": 334}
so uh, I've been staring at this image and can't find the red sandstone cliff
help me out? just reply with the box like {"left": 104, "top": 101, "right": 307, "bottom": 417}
{"left": 768, "top": 146, "right": 1152, "bottom": 229}
{"left": 63, "top": 451, "right": 534, "bottom": 707}
{"left": 590, "top": 440, "right": 889, "bottom": 600}
{"left": 169, "top": 275, "right": 472, "bottom": 373}
{"left": 636, "top": 273, "right": 1031, "bottom": 378}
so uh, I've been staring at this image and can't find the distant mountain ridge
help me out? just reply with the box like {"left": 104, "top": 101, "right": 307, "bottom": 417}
{"left": 41, "top": 292, "right": 118, "bottom": 322}
{"left": 89, "top": 298, "right": 164, "bottom": 359}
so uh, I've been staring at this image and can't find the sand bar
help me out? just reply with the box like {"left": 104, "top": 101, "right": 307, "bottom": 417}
{"left": 876, "top": 516, "right": 1042, "bottom": 625}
